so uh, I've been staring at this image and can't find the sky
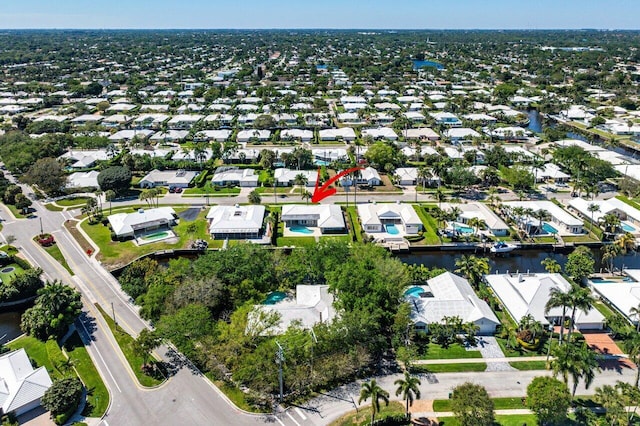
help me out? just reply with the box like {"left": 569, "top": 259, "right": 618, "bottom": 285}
{"left": 1, "top": 0, "right": 639, "bottom": 30}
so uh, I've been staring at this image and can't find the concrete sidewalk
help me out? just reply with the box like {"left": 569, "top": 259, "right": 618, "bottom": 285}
{"left": 412, "top": 354, "right": 629, "bottom": 364}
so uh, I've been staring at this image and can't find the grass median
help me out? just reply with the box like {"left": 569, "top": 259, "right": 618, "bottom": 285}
{"left": 410, "top": 362, "right": 487, "bottom": 374}
{"left": 96, "top": 304, "right": 164, "bottom": 387}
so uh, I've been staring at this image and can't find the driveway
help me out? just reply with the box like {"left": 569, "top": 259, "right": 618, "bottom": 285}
{"left": 582, "top": 332, "right": 635, "bottom": 369}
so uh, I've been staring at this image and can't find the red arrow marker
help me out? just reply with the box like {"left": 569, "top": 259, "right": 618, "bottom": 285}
{"left": 311, "top": 166, "right": 364, "bottom": 203}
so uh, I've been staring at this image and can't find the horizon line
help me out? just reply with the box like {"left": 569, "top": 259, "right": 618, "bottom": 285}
{"left": 1, "top": 27, "right": 639, "bottom": 31}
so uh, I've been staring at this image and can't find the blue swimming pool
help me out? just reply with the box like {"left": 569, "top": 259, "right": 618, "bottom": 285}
{"left": 314, "top": 159, "right": 331, "bottom": 166}
{"left": 590, "top": 278, "right": 615, "bottom": 284}
{"left": 290, "top": 225, "right": 314, "bottom": 234}
{"left": 404, "top": 286, "right": 424, "bottom": 298}
{"left": 622, "top": 221, "right": 635, "bottom": 232}
{"left": 386, "top": 224, "right": 400, "bottom": 235}
{"left": 542, "top": 222, "right": 558, "bottom": 234}
{"left": 264, "top": 291, "right": 287, "bottom": 305}
{"left": 453, "top": 223, "right": 474, "bottom": 234}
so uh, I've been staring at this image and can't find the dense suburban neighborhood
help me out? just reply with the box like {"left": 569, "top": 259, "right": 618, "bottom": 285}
{"left": 0, "top": 28, "right": 640, "bottom": 426}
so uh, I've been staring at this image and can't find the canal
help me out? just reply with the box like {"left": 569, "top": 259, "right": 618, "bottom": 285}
{"left": 0, "top": 310, "right": 23, "bottom": 343}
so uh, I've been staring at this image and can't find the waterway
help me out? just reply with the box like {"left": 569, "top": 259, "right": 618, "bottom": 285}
{"left": 398, "top": 247, "right": 640, "bottom": 275}
{"left": 413, "top": 60, "right": 444, "bottom": 71}
{"left": 0, "top": 311, "right": 23, "bottom": 343}
{"left": 527, "top": 109, "right": 543, "bottom": 133}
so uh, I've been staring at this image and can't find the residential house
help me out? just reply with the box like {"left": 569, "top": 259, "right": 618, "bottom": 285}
{"left": 281, "top": 204, "right": 346, "bottom": 234}
{"left": 108, "top": 207, "right": 177, "bottom": 239}
{"left": 408, "top": 272, "right": 499, "bottom": 335}
{"left": 66, "top": 170, "right": 100, "bottom": 189}
{"left": 340, "top": 166, "right": 381, "bottom": 187}
{"left": 357, "top": 202, "right": 422, "bottom": 235}
{"left": 502, "top": 200, "right": 584, "bottom": 235}
{"left": 274, "top": 168, "right": 317, "bottom": 187}
{"left": 318, "top": 128, "right": 356, "bottom": 142}
{"left": 207, "top": 205, "right": 265, "bottom": 239}
{"left": 0, "top": 349, "right": 52, "bottom": 416}
{"left": 139, "top": 169, "right": 199, "bottom": 189}
{"left": 211, "top": 168, "right": 259, "bottom": 187}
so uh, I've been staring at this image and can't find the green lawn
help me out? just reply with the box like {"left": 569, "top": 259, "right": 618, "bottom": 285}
{"left": 208, "top": 378, "right": 268, "bottom": 413}
{"left": 0, "top": 262, "right": 25, "bottom": 284}
{"left": 44, "top": 203, "right": 65, "bottom": 212}
{"left": 96, "top": 304, "right": 163, "bottom": 387}
{"left": 255, "top": 186, "right": 292, "bottom": 194}
{"left": 5, "top": 204, "right": 27, "bottom": 219}
{"left": 81, "top": 208, "right": 213, "bottom": 267}
{"left": 412, "top": 205, "right": 441, "bottom": 245}
{"left": 563, "top": 235, "right": 599, "bottom": 243}
{"left": 63, "top": 332, "right": 109, "bottom": 417}
{"left": 434, "top": 397, "right": 528, "bottom": 412}
{"left": 616, "top": 195, "right": 640, "bottom": 211}
{"left": 57, "top": 197, "right": 91, "bottom": 207}
{"left": 329, "top": 401, "right": 407, "bottom": 426}
{"left": 183, "top": 185, "right": 240, "bottom": 195}
{"left": 276, "top": 236, "right": 317, "bottom": 247}
{"left": 7, "top": 335, "right": 62, "bottom": 379}
{"left": 345, "top": 207, "right": 363, "bottom": 242}
{"left": 418, "top": 343, "right": 482, "bottom": 360}
{"left": 509, "top": 360, "right": 549, "bottom": 370}
{"left": 43, "top": 243, "right": 74, "bottom": 275}
{"left": 410, "top": 362, "right": 486, "bottom": 373}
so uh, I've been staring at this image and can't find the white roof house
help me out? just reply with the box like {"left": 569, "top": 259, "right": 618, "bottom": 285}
{"left": 167, "top": 114, "right": 203, "bottom": 129}
{"left": 569, "top": 197, "right": 640, "bottom": 232}
{"left": 281, "top": 204, "right": 346, "bottom": 233}
{"left": 502, "top": 200, "right": 584, "bottom": 235}
{"left": 139, "top": 169, "right": 199, "bottom": 188}
{"left": 311, "top": 148, "right": 348, "bottom": 163}
{"left": 108, "top": 207, "right": 176, "bottom": 238}
{"left": 207, "top": 205, "right": 265, "bottom": 239}
{"left": 108, "top": 129, "right": 154, "bottom": 141}
{"left": 150, "top": 130, "right": 189, "bottom": 142}
{"left": 66, "top": 170, "right": 99, "bottom": 189}
{"left": 444, "top": 127, "right": 480, "bottom": 141}
{"left": 211, "top": 168, "right": 259, "bottom": 187}
{"left": 59, "top": 149, "right": 111, "bottom": 168}
{"left": 340, "top": 166, "right": 382, "bottom": 186}
{"left": 318, "top": 127, "right": 356, "bottom": 142}
{"left": 0, "top": 349, "right": 52, "bottom": 416}
{"left": 488, "top": 126, "right": 530, "bottom": 140}
{"left": 530, "top": 163, "right": 570, "bottom": 182}
{"left": 589, "top": 270, "right": 640, "bottom": 327}
{"left": 442, "top": 202, "right": 510, "bottom": 237}
{"left": 237, "top": 129, "right": 271, "bottom": 142}
{"left": 394, "top": 167, "right": 419, "bottom": 185}
{"left": 485, "top": 272, "right": 605, "bottom": 330}
{"left": 408, "top": 272, "right": 499, "bottom": 335}
{"left": 248, "top": 285, "right": 336, "bottom": 335}
{"left": 361, "top": 127, "right": 398, "bottom": 140}
{"left": 274, "top": 168, "right": 317, "bottom": 187}
{"left": 280, "top": 129, "right": 313, "bottom": 142}
{"left": 357, "top": 202, "right": 422, "bottom": 237}
{"left": 194, "top": 129, "right": 232, "bottom": 142}
{"left": 430, "top": 112, "right": 462, "bottom": 126}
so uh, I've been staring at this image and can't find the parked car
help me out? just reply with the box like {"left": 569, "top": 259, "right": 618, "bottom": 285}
{"left": 169, "top": 186, "right": 183, "bottom": 193}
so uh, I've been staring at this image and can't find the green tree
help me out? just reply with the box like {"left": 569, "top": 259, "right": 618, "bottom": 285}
{"left": 394, "top": 371, "right": 421, "bottom": 415}
{"left": 3, "top": 185, "right": 22, "bottom": 205}
{"left": 248, "top": 189, "right": 261, "bottom": 204}
{"left": 358, "top": 379, "right": 389, "bottom": 425}
{"left": 156, "top": 304, "right": 213, "bottom": 358}
{"left": 14, "top": 193, "right": 32, "bottom": 214}
{"left": 541, "top": 257, "right": 562, "bottom": 274}
{"left": 97, "top": 166, "right": 132, "bottom": 194}
{"left": 20, "top": 281, "right": 82, "bottom": 340}
{"left": 454, "top": 255, "right": 490, "bottom": 288}
{"left": 132, "top": 328, "right": 161, "bottom": 368}
{"left": 550, "top": 342, "right": 599, "bottom": 397}
{"left": 41, "top": 377, "right": 83, "bottom": 419}
{"left": 595, "top": 382, "right": 640, "bottom": 426}
{"left": 566, "top": 284, "right": 595, "bottom": 341}
{"left": 623, "top": 332, "right": 640, "bottom": 387}
{"left": 364, "top": 141, "right": 403, "bottom": 169}
{"left": 119, "top": 258, "right": 159, "bottom": 301}
{"left": 293, "top": 173, "right": 308, "bottom": 197}
{"left": 564, "top": 246, "right": 595, "bottom": 284}
{"left": 105, "top": 189, "right": 116, "bottom": 214}
{"left": 254, "top": 114, "right": 275, "bottom": 129}
{"left": 545, "top": 287, "right": 572, "bottom": 345}
{"left": 23, "top": 157, "right": 67, "bottom": 194}
{"left": 526, "top": 376, "right": 572, "bottom": 426}
{"left": 450, "top": 382, "right": 495, "bottom": 426}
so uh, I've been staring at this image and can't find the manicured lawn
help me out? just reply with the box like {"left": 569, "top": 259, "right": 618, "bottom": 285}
{"left": 345, "top": 207, "right": 363, "bottom": 242}
{"left": 183, "top": 185, "right": 240, "bottom": 195}
{"left": 419, "top": 343, "right": 482, "bottom": 360}
{"left": 276, "top": 236, "right": 317, "bottom": 247}
{"left": 495, "top": 334, "right": 554, "bottom": 358}
{"left": 255, "top": 186, "right": 291, "bottom": 194}
{"left": 96, "top": 304, "right": 163, "bottom": 387}
{"left": 616, "top": 195, "right": 640, "bottom": 211}
{"left": 5, "top": 204, "right": 27, "bottom": 218}
{"left": 410, "top": 362, "right": 486, "bottom": 373}
{"left": 434, "top": 397, "right": 527, "bottom": 412}
{"left": 43, "top": 243, "right": 74, "bottom": 275}
{"left": 322, "top": 235, "right": 352, "bottom": 243}
{"left": 63, "top": 332, "right": 109, "bottom": 417}
{"left": 81, "top": 208, "right": 213, "bottom": 267}
{"left": 532, "top": 236, "right": 557, "bottom": 244}
{"left": 57, "top": 197, "right": 91, "bottom": 207}
{"left": 7, "top": 335, "right": 63, "bottom": 379}
{"left": 509, "top": 360, "right": 549, "bottom": 370}
{"left": 563, "top": 235, "right": 599, "bottom": 243}
{"left": 329, "top": 401, "right": 407, "bottom": 426}
{"left": 0, "top": 262, "right": 25, "bottom": 284}
{"left": 44, "top": 203, "right": 64, "bottom": 212}
{"left": 412, "top": 205, "right": 441, "bottom": 245}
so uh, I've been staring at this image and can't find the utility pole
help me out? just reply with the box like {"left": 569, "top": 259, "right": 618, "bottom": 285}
{"left": 275, "top": 341, "right": 284, "bottom": 403}
{"left": 112, "top": 302, "right": 117, "bottom": 329}
{"left": 39, "top": 217, "right": 43, "bottom": 236}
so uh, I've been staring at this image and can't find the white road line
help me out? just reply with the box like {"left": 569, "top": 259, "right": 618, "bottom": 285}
{"left": 274, "top": 416, "right": 286, "bottom": 426}
{"left": 294, "top": 408, "right": 307, "bottom": 420}
{"left": 51, "top": 230, "right": 61, "bottom": 234}
{"left": 286, "top": 411, "right": 302, "bottom": 426}
{"left": 78, "top": 318, "right": 122, "bottom": 393}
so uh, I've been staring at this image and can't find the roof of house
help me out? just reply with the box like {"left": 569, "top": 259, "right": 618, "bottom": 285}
{"left": 0, "top": 349, "right": 52, "bottom": 415}
{"left": 274, "top": 168, "right": 317, "bottom": 184}
{"left": 503, "top": 200, "right": 583, "bottom": 227}
{"left": 361, "top": 127, "right": 398, "bottom": 139}
{"left": 590, "top": 270, "right": 640, "bottom": 323}
{"left": 207, "top": 205, "right": 265, "bottom": 234}
{"left": 108, "top": 207, "right": 175, "bottom": 236}
{"left": 485, "top": 273, "right": 605, "bottom": 326}
{"left": 140, "top": 169, "right": 199, "bottom": 185}
{"left": 318, "top": 128, "right": 356, "bottom": 139}
{"left": 357, "top": 202, "right": 421, "bottom": 226}
{"left": 211, "top": 168, "right": 259, "bottom": 183}
{"left": 569, "top": 197, "right": 640, "bottom": 224}
{"left": 248, "top": 285, "right": 336, "bottom": 335}
{"left": 67, "top": 170, "right": 100, "bottom": 188}
{"left": 409, "top": 272, "right": 499, "bottom": 326}
{"left": 281, "top": 204, "right": 345, "bottom": 229}
{"left": 442, "top": 202, "right": 509, "bottom": 231}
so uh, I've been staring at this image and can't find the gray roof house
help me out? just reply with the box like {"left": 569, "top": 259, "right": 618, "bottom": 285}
{"left": 0, "top": 349, "right": 52, "bottom": 416}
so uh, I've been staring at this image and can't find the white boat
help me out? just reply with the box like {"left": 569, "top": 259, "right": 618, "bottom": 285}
{"left": 490, "top": 242, "right": 517, "bottom": 253}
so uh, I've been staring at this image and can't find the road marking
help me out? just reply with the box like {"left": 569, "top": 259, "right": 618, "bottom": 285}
{"left": 77, "top": 316, "right": 122, "bottom": 393}
{"left": 286, "top": 411, "right": 302, "bottom": 426}
{"left": 294, "top": 408, "right": 307, "bottom": 420}
{"left": 51, "top": 230, "right": 61, "bottom": 234}
{"left": 274, "top": 416, "right": 285, "bottom": 426}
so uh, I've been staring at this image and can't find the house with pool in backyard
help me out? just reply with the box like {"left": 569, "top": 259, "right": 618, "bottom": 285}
{"left": 280, "top": 204, "right": 347, "bottom": 237}
{"left": 357, "top": 202, "right": 422, "bottom": 250}
{"left": 108, "top": 207, "right": 178, "bottom": 244}
{"left": 206, "top": 204, "right": 267, "bottom": 242}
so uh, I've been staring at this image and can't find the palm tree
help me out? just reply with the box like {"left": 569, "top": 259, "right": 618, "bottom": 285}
{"left": 455, "top": 255, "right": 490, "bottom": 288}
{"left": 417, "top": 166, "right": 433, "bottom": 195}
{"left": 467, "top": 217, "right": 487, "bottom": 237}
{"left": 394, "top": 371, "right": 421, "bottom": 416}
{"left": 630, "top": 304, "right": 640, "bottom": 332}
{"left": 551, "top": 342, "right": 599, "bottom": 397}
{"left": 601, "top": 244, "right": 622, "bottom": 274}
{"left": 615, "top": 232, "right": 636, "bottom": 254}
{"left": 566, "top": 284, "right": 595, "bottom": 343}
{"left": 301, "top": 190, "right": 312, "bottom": 205}
{"left": 541, "top": 257, "right": 562, "bottom": 274}
{"left": 358, "top": 379, "right": 389, "bottom": 425}
{"left": 105, "top": 190, "right": 116, "bottom": 215}
{"left": 623, "top": 332, "right": 640, "bottom": 387}
{"left": 587, "top": 203, "right": 601, "bottom": 227}
{"left": 248, "top": 189, "right": 261, "bottom": 205}
{"left": 545, "top": 287, "right": 572, "bottom": 345}
{"left": 532, "top": 209, "right": 552, "bottom": 236}
{"left": 293, "top": 173, "right": 308, "bottom": 197}
{"left": 599, "top": 213, "right": 621, "bottom": 238}
{"left": 434, "top": 187, "right": 446, "bottom": 207}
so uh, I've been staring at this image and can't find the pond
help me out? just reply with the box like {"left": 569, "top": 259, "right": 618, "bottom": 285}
{"left": 0, "top": 311, "right": 23, "bottom": 343}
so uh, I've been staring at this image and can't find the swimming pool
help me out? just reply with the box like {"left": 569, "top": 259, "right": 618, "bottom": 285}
{"left": 140, "top": 231, "right": 170, "bottom": 241}
{"left": 590, "top": 278, "right": 616, "bottom": 284}
{"left": 386, "top": 224, "right": 400, "bottom": 235}
{"left": 622, "top": 221, "right": 636, "bottom": 232}
{"left": 404, "top": 286, "right": 424, "bottom": 298}
{"left": 264, "top": 291, "right": 287, "bottom": 305}
{"left": 290, "top": 225, "right": 314, "bottom": 234}
{"left": 314, "top": 159, "right": 331, "bottom": 166}
{"left": 542, "top": 222, "right": 558, "bottom": 234}
{"left": 453, "top": 223, "right": 474, "bottom": 234}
